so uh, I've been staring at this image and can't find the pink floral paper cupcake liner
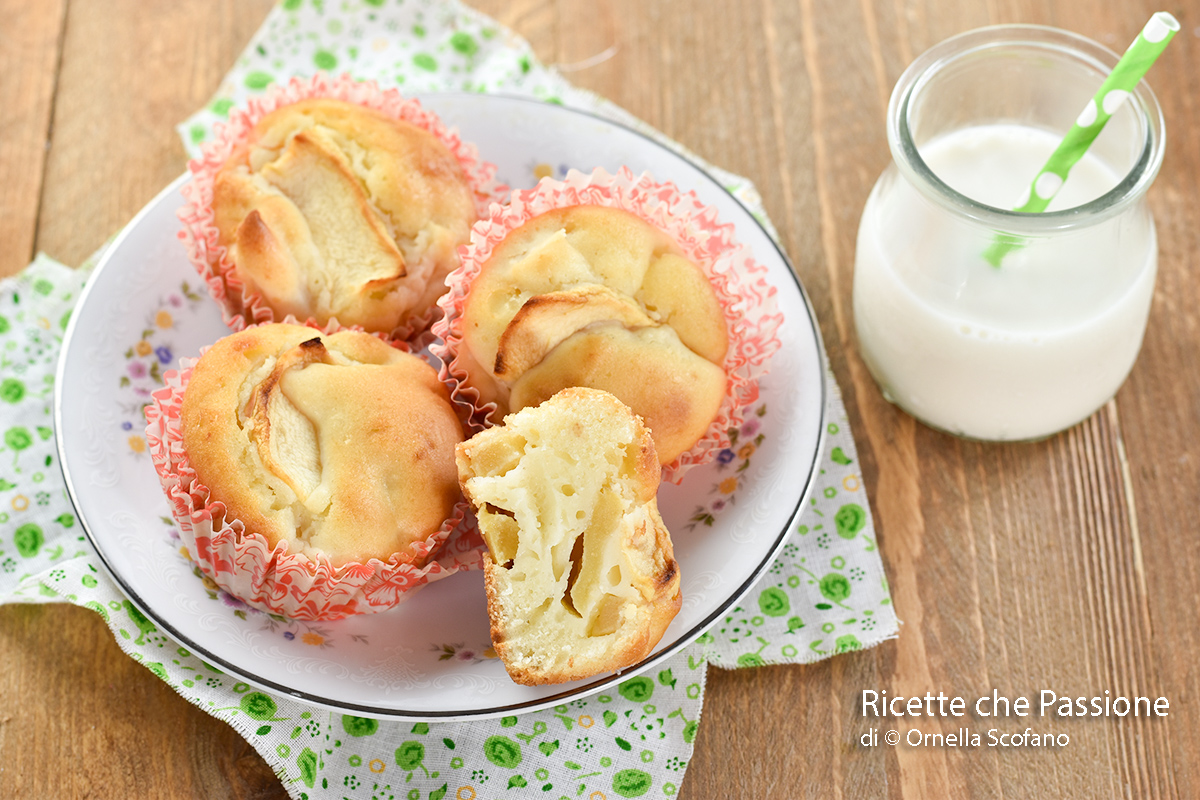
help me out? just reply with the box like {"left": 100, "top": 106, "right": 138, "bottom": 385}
{"left": 430, "top": 167, "right": 785, "bottom": 484}
{"left": 145, "top": 360, "right": 485, "bottom": 621}
{"left": 177, "top": 72, "right": 507, "bottom": 345}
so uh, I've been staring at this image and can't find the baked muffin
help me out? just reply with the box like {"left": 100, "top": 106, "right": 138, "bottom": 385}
{"left": 180, "top": 323, "right": 464, "bottom": 567}
{"left": 209, "top": 98, "right": 477, "bottom": 335}
{"left": 456, "top": 387, "right": 682, "bottom": 686}
{"left": 459, "top": 205, "right": 728, "bottom": 465}
{"left": 434, "top": 168, "right": 785, "bottom": 484}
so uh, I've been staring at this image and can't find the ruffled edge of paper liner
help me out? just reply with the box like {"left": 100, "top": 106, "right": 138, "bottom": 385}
{"left": 144, "top": 359, "right": 485, "bottom": 621}
{"left": 429, "top": 167, "right": 785, "bottom": 485}
{"left": 176, "top": 72, "right": 507, "bottom": 346}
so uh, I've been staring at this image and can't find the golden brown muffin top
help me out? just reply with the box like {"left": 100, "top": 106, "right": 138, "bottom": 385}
{"left": 213, "top": 99, "right": 476, "bottom": 333}
{"left": 181, "top": 323, "right": 463, "bottom": 566}
{"left": 460, "top": 205, "right": 728, "bottom": 464}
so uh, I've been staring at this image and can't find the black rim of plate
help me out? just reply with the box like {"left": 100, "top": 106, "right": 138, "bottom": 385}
{"left": 54, "top": 94, "right": 829, "bottom": 720}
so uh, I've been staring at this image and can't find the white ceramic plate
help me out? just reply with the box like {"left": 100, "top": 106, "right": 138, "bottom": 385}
{"left": 55, "top": 95, "right": 826, "bottom": 720}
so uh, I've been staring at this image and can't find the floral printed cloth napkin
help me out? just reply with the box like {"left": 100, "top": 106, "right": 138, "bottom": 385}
{"left": 0, "top": 2, "right": 898, "bottom": 798}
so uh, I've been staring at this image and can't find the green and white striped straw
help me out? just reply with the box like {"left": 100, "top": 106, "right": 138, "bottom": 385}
{"left": 983, "top": 12, "right": 1179, "bottom": 267}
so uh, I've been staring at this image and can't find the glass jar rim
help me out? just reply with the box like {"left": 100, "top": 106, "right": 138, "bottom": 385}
{"left": 887, "top": 24, "right": 1166, "bottom": 233}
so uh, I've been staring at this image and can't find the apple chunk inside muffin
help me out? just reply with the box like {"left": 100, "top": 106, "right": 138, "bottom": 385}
{"left": 456, "top": 387, "right": 681, "bottom": 686}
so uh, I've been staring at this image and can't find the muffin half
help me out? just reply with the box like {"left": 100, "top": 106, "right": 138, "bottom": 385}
{"left": 456, "top": 387, "right": 681, "bottom": 685}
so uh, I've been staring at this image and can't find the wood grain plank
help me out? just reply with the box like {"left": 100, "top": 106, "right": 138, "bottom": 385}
{"left": 1109, "top": 2, "right": 1200, "bottom": 796}
{"left": 0, "top": 604, "right": 286, "bottom": 800}
{"left": 0, "top": 0, "right": 67, "bottom": 278}
{"left": 35, "top": 0, "right": 277, "bottom": 268}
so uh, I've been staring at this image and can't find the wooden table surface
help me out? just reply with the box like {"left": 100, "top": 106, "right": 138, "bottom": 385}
{"left": 3, "top": 1, "right": 1198, "bottom": 797}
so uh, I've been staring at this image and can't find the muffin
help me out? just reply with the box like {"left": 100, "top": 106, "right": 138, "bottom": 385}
{"left": 146, "top": 323, "right": 476, "bottom": 619}
{"left": 459, "top": 205, "right": 728, "bottom": 465}
{"left": 433, "top": 168, "right": 785, "bottom": 483}
{"left": 456, "top": 387, "right": 681, "bottom": 685}
{"left": 179, "top": 74, "right": 503, "bottom": 342}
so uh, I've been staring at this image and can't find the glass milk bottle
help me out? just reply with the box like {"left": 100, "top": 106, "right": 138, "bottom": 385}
{"left": 853, "top": 25, "right": 1165, "bottom": 441}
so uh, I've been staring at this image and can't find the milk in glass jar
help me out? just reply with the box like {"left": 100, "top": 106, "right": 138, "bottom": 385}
{"left": 853, "top": 25, "right": 1166, "bottom": 441}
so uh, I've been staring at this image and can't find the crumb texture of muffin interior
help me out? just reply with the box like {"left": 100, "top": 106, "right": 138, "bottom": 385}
{"left": 461, "top": 205, "right": 728, "bottom": 464}
{"left": 181, "top": 323, "right": 463, "bottom": 566}
{"left": 213, "top": 99, "right": 476, "bottom": 333}
{"left": 456, "top": 387, "right": 682, "bottom": 686}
